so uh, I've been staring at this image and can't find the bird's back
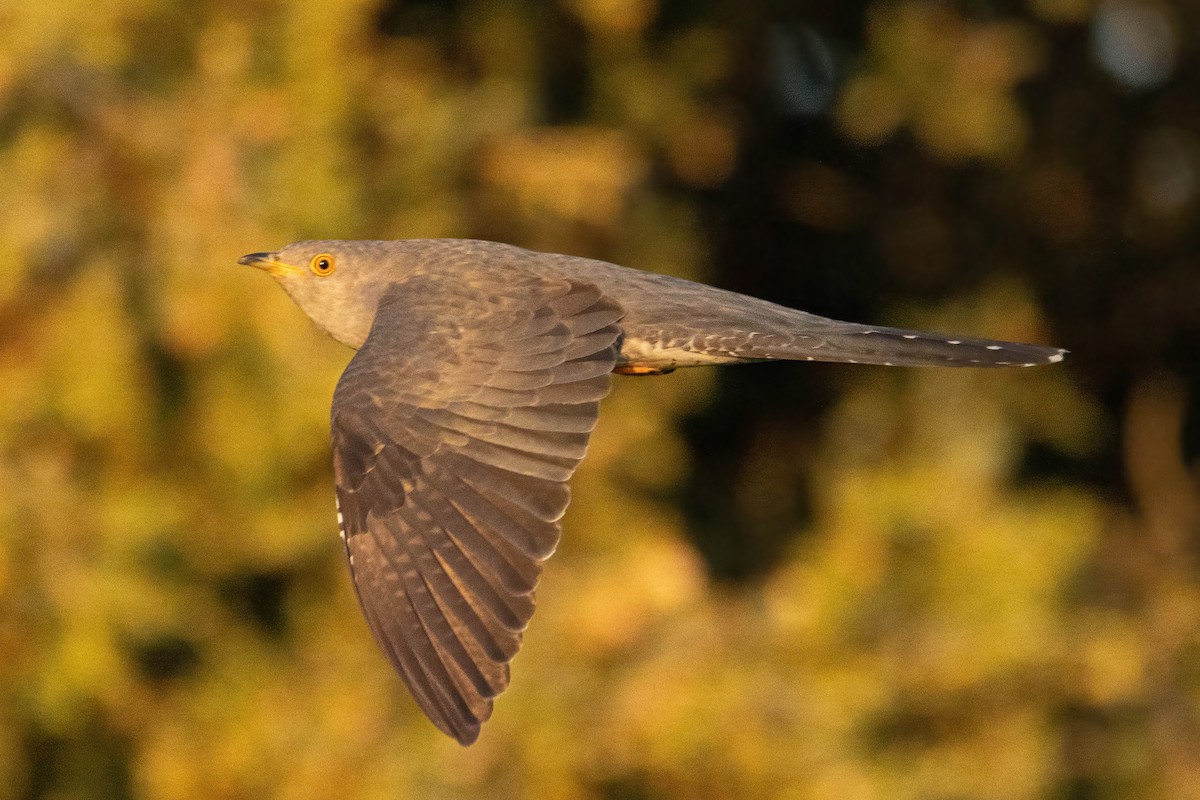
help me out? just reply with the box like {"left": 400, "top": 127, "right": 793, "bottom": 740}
{"left": 387, "top": 239, "right": 1063, "bottom": 371}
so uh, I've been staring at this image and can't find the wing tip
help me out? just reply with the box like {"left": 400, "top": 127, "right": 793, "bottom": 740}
{"left": 445, "top": 716, "right": 484, "bottom": 746}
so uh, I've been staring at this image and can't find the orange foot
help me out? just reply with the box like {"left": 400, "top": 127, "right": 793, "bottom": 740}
{"left": 614, "top": 364, "right": 677, "bottom": 376}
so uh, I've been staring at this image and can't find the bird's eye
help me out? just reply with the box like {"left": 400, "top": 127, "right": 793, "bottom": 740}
{"left": 310, "top": 254, "right": 336, "bottom": 276}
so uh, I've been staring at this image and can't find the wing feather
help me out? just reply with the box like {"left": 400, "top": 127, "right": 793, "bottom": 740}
{"left": 333, "top": 272, "right": 623, "bottom": 744}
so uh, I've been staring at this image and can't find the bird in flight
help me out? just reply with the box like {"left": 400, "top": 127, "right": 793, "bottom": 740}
{"left": 240, "top": 239, "right": 1066, "bottom": 744}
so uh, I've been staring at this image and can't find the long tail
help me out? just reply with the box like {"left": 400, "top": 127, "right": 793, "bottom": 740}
{"left": 738, "top": 320, "right": 1067, "bottom": 368}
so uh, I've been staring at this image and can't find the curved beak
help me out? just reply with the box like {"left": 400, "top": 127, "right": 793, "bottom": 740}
{"left": 239, "top": 252, "right": 298, "bottom": 277}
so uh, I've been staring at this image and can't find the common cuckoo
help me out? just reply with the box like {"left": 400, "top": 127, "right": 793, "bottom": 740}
{"left": 239, "top": 239, "right": 1066, "bottom": 744}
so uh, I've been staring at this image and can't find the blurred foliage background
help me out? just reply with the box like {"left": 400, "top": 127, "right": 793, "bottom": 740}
{"left": 1, "top": 0, "right": 1198, "bottom": 798}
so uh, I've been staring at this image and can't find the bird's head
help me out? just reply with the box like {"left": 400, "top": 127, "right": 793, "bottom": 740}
{"left": 239, "top": 240, "right": 393, "bottom": 348}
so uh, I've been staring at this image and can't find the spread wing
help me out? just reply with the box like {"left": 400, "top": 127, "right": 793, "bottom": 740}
{"left": 331, "top": 271, "right": 623, "bottom": 744}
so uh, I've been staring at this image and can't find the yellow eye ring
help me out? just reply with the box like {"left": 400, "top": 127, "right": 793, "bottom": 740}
{"left": 310, "top": 254, "right": 336, "bottom": 276}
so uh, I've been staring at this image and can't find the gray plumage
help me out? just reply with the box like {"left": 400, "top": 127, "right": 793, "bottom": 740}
{"left": 240, "top": 238, "right": 1066, "bottom": 744}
